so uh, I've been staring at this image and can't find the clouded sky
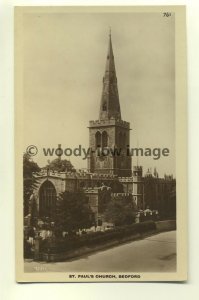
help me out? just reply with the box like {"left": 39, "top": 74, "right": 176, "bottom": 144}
{"left": 22, "top": 10, "right": 175, "bottom": 177}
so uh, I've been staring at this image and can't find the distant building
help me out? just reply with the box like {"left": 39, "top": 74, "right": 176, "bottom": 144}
{"left": 144, "top": 169, "right": 176, "bottom": 219}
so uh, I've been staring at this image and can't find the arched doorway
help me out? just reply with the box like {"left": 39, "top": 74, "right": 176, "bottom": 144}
{"left": 39, "top": 180, "right": 57, "bottom": 218}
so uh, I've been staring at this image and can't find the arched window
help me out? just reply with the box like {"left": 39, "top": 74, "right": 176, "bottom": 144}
{"left": 39, "top": 180, "right": 57, "bottom": 218}
{"left": 102, "top": 131, "right": 108, "bottom": 147}
{"left": 95, "top": 131, "right": 101, "bottom": 148}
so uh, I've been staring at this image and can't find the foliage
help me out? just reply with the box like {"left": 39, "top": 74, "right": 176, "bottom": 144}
{"left": 114, "top": 181, "right": 124, "bottom": 192}
{"left": 23, "top": 153, "right": 40, "bottom": 216}
{"left": 104, "top": 195, "right": 136, "bottom": 226}
{"left": 54, "top": 191, "right": 94, "bottom": 237}
{"left": 41, "top": 221, "right": 157, "bottom": 254}
{"left": 46, "top": 158, "right": 75, "bottom": 172}
{"left": 24, "top": 239, "right": 33, "bottom": 258}
{"left": 98, "top": 188, "right": 112, "bottom": 213}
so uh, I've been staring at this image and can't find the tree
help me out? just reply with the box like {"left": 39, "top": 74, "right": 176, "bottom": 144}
{"left": 104, "top": 195, "right": 136, "bottom": 226}
{"left": 98, "top": 187, "right": 112, "bottom": 214}
{"left": 54, "top": 191, "right": 94, "bottom": 237}
{"left": 23, "top": 153, "right": 40, "bottom": 216}
{"left": 46, "top": 158, "right": 75, "bottom": 172}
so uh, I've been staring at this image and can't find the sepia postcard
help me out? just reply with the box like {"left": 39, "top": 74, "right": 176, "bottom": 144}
{"left": 15, "top": 6, "right": 187, "bottom": 282}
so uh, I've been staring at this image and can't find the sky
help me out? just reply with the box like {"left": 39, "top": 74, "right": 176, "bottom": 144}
{"left": 22, "top": 11, "right": 175, "bottom": 177}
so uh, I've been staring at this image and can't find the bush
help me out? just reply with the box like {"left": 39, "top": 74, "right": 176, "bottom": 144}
{"left": 24, "top": 239, "right": 33, "bottom": 258}
{"left": 130, "top": 220, "right": 156, "bottom": 233}
{"left": 41, "top": 221, "right": 156, "bottom": 254}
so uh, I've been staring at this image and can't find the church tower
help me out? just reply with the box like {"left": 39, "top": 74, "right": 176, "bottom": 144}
{"left": 88, "top": 32, "right": 132, "bottom": 177}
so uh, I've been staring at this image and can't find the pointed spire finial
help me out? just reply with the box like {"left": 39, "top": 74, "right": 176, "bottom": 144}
{"left": 99, "top": 31, "right": 121, "bottom": 120}
{"left": 137, "top": 139, "right": 139, "bottom": 167}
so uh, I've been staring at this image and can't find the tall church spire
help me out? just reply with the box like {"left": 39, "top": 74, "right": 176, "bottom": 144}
{"left": 88, "top": 32, "right": 131, "bottom": 177}
{"left": 99, "top": 31, "right": 121, "bottom": 120}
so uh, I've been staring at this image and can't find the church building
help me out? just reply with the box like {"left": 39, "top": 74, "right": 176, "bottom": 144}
{"left": 28, "top": 33, "right": 175, "bottom": 225}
